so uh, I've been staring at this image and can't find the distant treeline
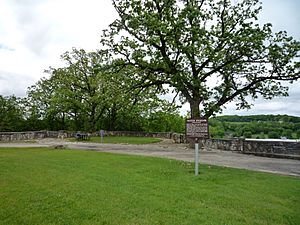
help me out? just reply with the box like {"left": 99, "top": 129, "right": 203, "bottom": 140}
{"left": 216, "top": 115, "right": 300, "bottom": 123}
{"left": 210, "top": 115, "right": 300, "bottom": 139}
{"left": 1, "top": 93, "right": 299, "bottom": 139}
{"left": 0, "top": 95, "right": 185, "bottom": 133}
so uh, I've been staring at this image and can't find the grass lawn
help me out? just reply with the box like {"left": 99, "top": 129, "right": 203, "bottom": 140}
{"left": 0, "top": 148, "right": 299, "bottom": 225}
{"left": 0, "top": 140, "right": 37, "bottom": 144}
{"left": 70, "top": 136, "right": 162, "bottom": 144}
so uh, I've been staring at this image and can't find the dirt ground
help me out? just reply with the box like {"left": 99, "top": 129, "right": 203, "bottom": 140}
{"left": 1, "top": 138, "right": 299, "bottom": 177}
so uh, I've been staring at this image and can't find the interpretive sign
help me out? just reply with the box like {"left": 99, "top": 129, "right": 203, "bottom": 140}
{"left": 100, "top": 130, "right": 104, "bottom": 137}
{"left": 186, "top": 118, "right": 209, "bottom": 176}
{"left": 186, "top": 118, "right": 209, "bottom": 139}
{"left": 100, "top": 130, "right": 104, "bottom": 143}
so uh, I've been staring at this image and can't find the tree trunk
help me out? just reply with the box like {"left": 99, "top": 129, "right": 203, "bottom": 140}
{"left": 74, "top": 111, "right": 81, "bottom": 131}
{"left": 61, "top": 112, "right": 65, "bottom": 130}
{"left": 89, "top": 105, "right": 97, "bottom": 132}
{"left": 110, "top": 106, "right": 117, "bottom": 131}
{"left": 189, "top": 99, "right": 201, "bottom": 118}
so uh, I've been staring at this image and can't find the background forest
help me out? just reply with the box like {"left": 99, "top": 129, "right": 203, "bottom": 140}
{"left": 1, "top": 92, "right": 299, "bottom": 139}
{"left": 209, "top": 115, "right": 300, "bottom": 139}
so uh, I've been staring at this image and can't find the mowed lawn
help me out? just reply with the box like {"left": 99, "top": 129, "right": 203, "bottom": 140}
{"left": 0, "top": 148, "right": 299, "bottom": 225}
{"left": 71, "top": 136, "right": 162, "bottom": 144}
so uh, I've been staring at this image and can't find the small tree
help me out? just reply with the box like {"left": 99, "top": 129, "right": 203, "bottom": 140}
{"left": 243, "top": 131, "right": 252, "bottom": 138}
{"left": 281, "top": 129, "right": 293, "bottom": 139}
{"left": 296, "top": 130, "right": 300, "bottom": 139}
{"left": 101, "top": 0, "right": 300, "bottom": 118}
{"left": 0, "top": 95, "right": 25, "bottom": 132}
{"left": 268, "top": 131, "right": 280, "bottom": 139}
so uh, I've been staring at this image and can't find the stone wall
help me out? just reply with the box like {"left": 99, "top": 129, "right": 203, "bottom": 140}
{"left": 98, "top": 130, "right": 173, "bottom": 139}
{"left": 100, "top": 131, "right": 300, "bottom": 159}
{"left": 0, "top": 131, "right": 73, "bottom": 142}
{"left": 1, "top": 130, "right": 299, "bottom": 159}
{"left": 200, "top": 138, "right": 243, "bottom": 151}
{"left": 200, "top": 138, "right": 300, "bottom": 159}
{"left": 101, "top": 131, "right": 186, "bottom": 143}
{"left": 0, "top": 130, "right": 178, "bottom": 142}
{"left": 242, "top": 139, "right": 300, "bottom": 159}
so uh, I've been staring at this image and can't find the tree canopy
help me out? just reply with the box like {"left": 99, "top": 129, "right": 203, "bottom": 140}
{"left": 25, "top": 48, "right": 183, "bottom": 132}
{"left": 0, "top": 95, "right": 24, "bottom": 132}
{"left": 101, "top": 0, "right": 300, "bottom": 118}
{"left": 209, "top": 114, "right": 300, "bottom": 139}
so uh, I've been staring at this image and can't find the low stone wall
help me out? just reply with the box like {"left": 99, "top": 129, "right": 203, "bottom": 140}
{"left": 200, "top": 138, "right": 300, "bottom": 159}
{"left": 101, "top": 131, "right": 186, "bottom": 143}
{"left": 200, "top": 138, "right": 243, "bottom": 151}
{"left": 0, "top": 130, "right": 175, "bottom": 142}
{"left": 0, "top": 131, "right": 73, "bottom": 142}
{"left": 242, "top": 139, "right": 300, "bottom": 159}
{"left": 100, "top": 131, "right": 300, "bottom": 159}
{"left": 1, "top": 130, "right": 299, "bottom": 159}
{"left": 100, "top": 131, "right": 173, "bottom": 139}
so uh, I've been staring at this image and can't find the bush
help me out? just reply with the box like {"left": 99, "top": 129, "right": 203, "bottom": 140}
{"left": 268, "top": 131, "right": 280, "bottom": 139}
{"left": 243, "top": 131, "right": 252, "bottom": 138}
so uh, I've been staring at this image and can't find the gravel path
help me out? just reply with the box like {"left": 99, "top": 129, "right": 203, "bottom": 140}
{"left": 1, "top": 138, "right": 299, "bottom": 177}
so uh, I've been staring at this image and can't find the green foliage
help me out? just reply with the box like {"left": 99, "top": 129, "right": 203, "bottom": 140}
{"left": 217, "top": 115, "right": 300, "bottom": 123}
{"left": 268, "top": 131, "right": 280, "bottom": 139}
{"left": 0, "top": 95, "right": 25, "bottom": 132}
{"left": 1, "top": 148, "right": 299, "bottom": 224}
{"left": 209, "top": 115, "right": 300, "bottom": 139}
{"left": 243, "top": 131, "right": 252, "bottom": 138}
{"left": 142, "top": 110, "right": 185, "bottom": 133}
{"left": 296, "top": 130, "right": 300, "bottom": 139}
{"left": 209, "top": 118, "right": 225, "bottom": 138}
{"left": 24, "top": 48, "right": 179, "bottom": 132}
{"left": 102, "top": 0, "right": 300, "bottom": 118}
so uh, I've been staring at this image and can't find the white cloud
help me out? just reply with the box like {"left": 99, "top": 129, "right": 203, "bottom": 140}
{"left": 220, "top": 82, "right": 300, "bottom": 117}
{"left": 0, "top": 0, "right": 117, "bottom": 97}
{"left": 0, "top": 0, "right": 299, "bottom": 116}
{"left": 0, "top": 71, "right": 35, "bottom": 96}
{"left": 260, "top": 0, "right": 300, "bottom": 38}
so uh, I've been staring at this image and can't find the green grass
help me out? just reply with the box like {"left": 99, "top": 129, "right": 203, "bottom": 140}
{"left": 0, "top": 148, "right": 299, "bottom": 225}
{"left": 0, "top": 140, "right": 37, "bottom": 143}
{"left": 70, "top": 136, "right": 162, "bottom": 144}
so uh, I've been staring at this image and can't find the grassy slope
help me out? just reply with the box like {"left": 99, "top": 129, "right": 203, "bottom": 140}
{"left": 70, "top": 136, "right": 162, "bottom": 144}
{"left": 0, "top": 148, "right": 299, "bottom": 225}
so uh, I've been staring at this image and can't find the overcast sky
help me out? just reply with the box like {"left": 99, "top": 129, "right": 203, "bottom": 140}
{"left": 0, "top": 0, "right": 299, "bottom": 116}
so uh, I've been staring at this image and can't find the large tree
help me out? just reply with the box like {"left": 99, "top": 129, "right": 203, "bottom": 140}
{"left": 27, "top": 48, "right": 172, "bottom": 132}
{"left": 101, "top": 0, "right": 300, "bottom": 118}
{"left": 27, "top": 48, "right": 115, "bottom": 131}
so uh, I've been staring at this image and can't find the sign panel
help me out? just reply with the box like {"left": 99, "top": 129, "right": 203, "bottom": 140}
{"left": 100, "top": 130, "right": 105, "bottom": 137}
{"left": 186, "top": 118, "right": 209, "bottom": 139}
